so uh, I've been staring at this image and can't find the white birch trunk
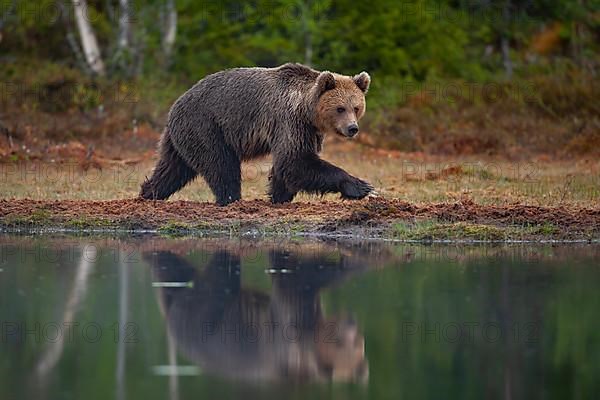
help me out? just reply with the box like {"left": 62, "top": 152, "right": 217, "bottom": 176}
{"left": 118, "top": 0, "right": 131, "bottom": 51}
{"left": 162, "top": 0, "right": 177, "bottom": 58}
{"left": 72, "top": 0, "right": 106, "bottom": 76}
{"left": 300, "top": 1, "right": 313, "bottom": 67}
{"left": 36, "top": 245, "right": 97, "bottom": 377}
{"left": 116, "top": 249, "right": 129, "bottom": 400}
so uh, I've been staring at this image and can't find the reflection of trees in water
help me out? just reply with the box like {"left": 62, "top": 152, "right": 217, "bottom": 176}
{"left": 145, "top": 242, "right": 392, "bottom": 383}
{"left": 364, "top": 252, "right": 600, "bottom": 399}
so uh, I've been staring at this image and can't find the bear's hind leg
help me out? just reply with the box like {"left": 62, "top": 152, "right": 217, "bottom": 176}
{"left": 140, "top": 135, "right": 198, "bottom": 200}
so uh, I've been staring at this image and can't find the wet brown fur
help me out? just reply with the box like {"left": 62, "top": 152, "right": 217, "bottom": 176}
{"left": 140, "top": 63, "right": 373, "bottom": 205}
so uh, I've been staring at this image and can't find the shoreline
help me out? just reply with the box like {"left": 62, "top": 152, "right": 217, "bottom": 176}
{"left": 1, "top": 197, "right": 598, "bottom": 241}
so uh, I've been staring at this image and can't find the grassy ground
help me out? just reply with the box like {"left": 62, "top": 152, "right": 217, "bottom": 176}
{"left": 0, "top": 140, "right": 598, "bottom": 241}
{"left": 1, "top": 139, "right": 598, "bottom": 207}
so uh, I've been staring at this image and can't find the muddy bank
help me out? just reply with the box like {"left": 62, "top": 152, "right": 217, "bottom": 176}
{"left": 0, "top": 197, "right": 598, "bottom": 241}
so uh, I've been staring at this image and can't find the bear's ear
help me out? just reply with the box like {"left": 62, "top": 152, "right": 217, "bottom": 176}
{"left": 353, "top": 72, "right": 371, "bottom": 93}
{"left": 316, "top": 71, "right": 336, "bottom": 96}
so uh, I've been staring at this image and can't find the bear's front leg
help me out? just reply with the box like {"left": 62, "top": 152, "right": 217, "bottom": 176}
{"left": 274, "top": 153, "right": 373, "bottom": 201}
{"left": 269, "top": 168, "right": 297, "bottom": 204}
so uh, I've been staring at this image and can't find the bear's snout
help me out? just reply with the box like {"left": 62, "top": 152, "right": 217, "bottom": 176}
{"left": 347, "top": 123, "right": 359, "bottom": 137}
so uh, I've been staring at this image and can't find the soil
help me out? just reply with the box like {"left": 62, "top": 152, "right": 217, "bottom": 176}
{"left": 1, "top": 197, "right": 598, "bottom": 241}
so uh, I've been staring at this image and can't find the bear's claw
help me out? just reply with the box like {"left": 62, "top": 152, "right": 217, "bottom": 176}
{"left": 340, "top": 177, "right": 374, "bottom": 200}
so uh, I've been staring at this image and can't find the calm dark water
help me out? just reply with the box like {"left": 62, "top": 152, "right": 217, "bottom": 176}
{"left": 0, "top": 236, "right": 599, "bottom": 400}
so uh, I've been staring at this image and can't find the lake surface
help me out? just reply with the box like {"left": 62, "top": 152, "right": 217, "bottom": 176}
{"left": 0, "top": 235, "right": 598, "bottom": 399}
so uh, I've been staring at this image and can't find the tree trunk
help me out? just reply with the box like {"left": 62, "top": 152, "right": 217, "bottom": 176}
{"left": 162, "top": 0, "right": 177, "bottom": 59}
{"left": 0, "top": 0, "right": 15, "bottom": 44}
{"left": 36, "top": 245, "right": 97, "bottom": 377}
{"left": 304, "top": 26, "right": 313, "bottom": 67}
{"left": 501, "top": 0, "right": 513, "bottom": 78}
{"left": 300, "top": 0, "right": 313, "bottom": 67}
{"left": 72, "top": 0, "right": 106, "bottom": 76}
{"left": 0, "top": 0, "right": 15, "bottom": 30}
{"left": 501, "top": 36, "right": 512, "bottom": 78}
{"left": 117, "top": 0, "right": 131, "bottom": 51}
{"left": 116, "top": 250, "right": 129, "bottom": 400}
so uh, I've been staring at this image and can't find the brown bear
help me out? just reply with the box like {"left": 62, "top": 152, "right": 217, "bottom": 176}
{"left": 140, "top": 63, "right": 373, "bottom": 206}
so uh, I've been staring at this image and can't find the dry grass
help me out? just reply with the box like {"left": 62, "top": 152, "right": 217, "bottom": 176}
{"left": 0, "top": 139, "right": 598, "bottom": 208}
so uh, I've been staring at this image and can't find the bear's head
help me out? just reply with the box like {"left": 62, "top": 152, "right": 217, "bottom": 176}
{"left": 314, "top": 315, "right": 368, "bottom": 383}
{"left": 313, "top": 71, "right": 370, "bottom": 138}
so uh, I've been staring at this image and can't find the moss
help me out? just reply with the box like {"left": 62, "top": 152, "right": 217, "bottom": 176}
{"left": 30, "top": 209, "right": 52, "bottom": 223}
{"left": 3, "top": 216, "right": 33, "bottom": 228}
{"left": 261, "top": 222, "right": 306, "bottom": 236}
{"left": 394, "top": 220, "right": 508, "bottom": 241}
{"left": 520, "top": 222, "right": 560, "bottom": 236}
{"left": 158, "top": 221, "right": 194, "bottom": 236}
{"left": 3, "top": 209, "right": 53, "bottom": 228}
{"left": 391, "top": 219, "right": 573, "bottom": 241}
{"left": 64, "top": 218, "right": 113, "bottom": 229}
{"left": 193, "top": 221, "right": 226, "bottom": 231}
{"left": 153, "top": 219, "right": 312, "bottom": 238}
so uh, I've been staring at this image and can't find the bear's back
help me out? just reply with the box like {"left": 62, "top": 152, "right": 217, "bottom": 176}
{"left": 167, "top": 64, "right": 320, "bottom": 159}
{"left": 188, "top": 64, "right": 317, "bottom": 106}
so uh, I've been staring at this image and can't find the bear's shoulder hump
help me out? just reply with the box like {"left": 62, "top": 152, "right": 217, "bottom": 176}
{"left": 277, "top": 63, "right": 319, "bottom": 81}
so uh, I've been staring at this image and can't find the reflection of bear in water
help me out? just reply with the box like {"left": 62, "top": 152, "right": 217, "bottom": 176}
{"left": 146, "top": 247, "right": 371, "bottom": 383}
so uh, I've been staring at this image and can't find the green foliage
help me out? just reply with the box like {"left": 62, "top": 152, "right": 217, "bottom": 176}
{"left": 1, "top": 0, "right": 598, "bottom": 132}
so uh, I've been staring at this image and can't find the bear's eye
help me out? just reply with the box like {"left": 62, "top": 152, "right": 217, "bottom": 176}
{"left": 336, "top": 107, "right": 345, "bottom": 114}
{"left": 354, "top": 107, "right": 360, "bottom": 114}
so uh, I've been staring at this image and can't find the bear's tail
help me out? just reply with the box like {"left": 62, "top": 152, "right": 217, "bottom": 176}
{"left": 140, "top": 133, "right": 198, "bottom": 200}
